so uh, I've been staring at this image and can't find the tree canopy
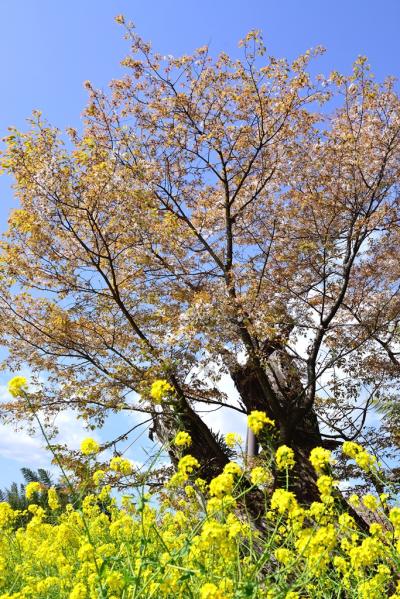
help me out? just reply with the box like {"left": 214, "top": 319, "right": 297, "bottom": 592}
{"left": 1, "top": 23, "right": 400, "bottom": 503}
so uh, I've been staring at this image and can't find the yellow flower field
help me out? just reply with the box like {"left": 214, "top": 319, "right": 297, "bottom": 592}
{"left": 0, "top": 422, "right": 399, "bottom": 598}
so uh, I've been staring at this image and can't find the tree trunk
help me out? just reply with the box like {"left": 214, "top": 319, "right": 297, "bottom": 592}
{"left": 229, "top": 354, "right": 325, "bottom": 502}
{"left": 147, "top": 345, "right": 369, "bottom": 530}
{"left": 150, "top": 397, "right": 229, "bottom": 480}
{"left": 228, "top": 349, "right": 369, "bottom": 530}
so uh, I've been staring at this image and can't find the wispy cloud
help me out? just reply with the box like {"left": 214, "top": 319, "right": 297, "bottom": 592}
{"left": 0, "top": 409, "right": 99, "bottom": 469}
{"left": 0, "top": 425, "right": 47, "bottom": 465}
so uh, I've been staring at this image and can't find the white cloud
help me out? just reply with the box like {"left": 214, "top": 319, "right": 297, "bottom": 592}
{"left": 0, "top": 370, "right": 104, "bottom": 469}
{"left": 0, "top": 409, "right": 98, "bottom": 469}
{"left": 0, "top": 425, "right": 47, "bottom": 465}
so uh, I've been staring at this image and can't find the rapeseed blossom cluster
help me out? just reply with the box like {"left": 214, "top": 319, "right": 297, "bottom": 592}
{"left": 149, "top": 379, "right": 174, "bottom": 404}
{"left": 270, "top": 488, "right": 298, "bottom": 514}
{"left": 209, "top": 472, "right": 234, "bottom": 498}
{"left": 247, "top": 410, "right": 275, "bottom": 435}
{"left": 174, "top": 431, "right": 192, "bottom": 447}
{"left": 47, "top": 487, "right": 60, "bottom": 511}
{"left": 250, "top": 466, "right": 272, "bottom": 486}
{"left": 275, "top": 445, "right": 295, "bottom": 470}
{"left": 224, "top": 433, "right": 242, "bottom": 448}
{"left": 25, "top": 481, "right": 41, "bottom": 500}
{"left": 92, "top": 469, "right": 105, "bottom": 486}
{"left": 168, "top": 454, "right": 200, "bottom": 487}
{"left": 342, "top": 441, "right": 378, "bottom": 472}
{"left": 223, "top": 462, "right": 242, "bottom": 477}
{"left": 7, "top": 376, "right": 28, "bottom": 398}
{"left": 80, "top": 437, "right": 100, "bottom": 456}
{"left": 309, "top": 446, "right": 335, "bottom": 473}
{"left": 316, "top": 474, "right": 337, "bottom": 499}
{"left": 109, "top": 456, "right": 133, "bottom": 475}
{"left": 0, "top": 412, "right": 399, "bottom": 598}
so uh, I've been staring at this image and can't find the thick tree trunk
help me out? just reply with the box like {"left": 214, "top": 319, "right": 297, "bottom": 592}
{"left": 228, "top": 351, "right": 369, "bottom": 530}
{"left": 150, "top": 398, "right": 229, "bottom": 480}
{"left": 229, "top": 358, "right": 323, "bottom": 500}
{"left": 147, "top": 345, "right": 368, "bottom": 530}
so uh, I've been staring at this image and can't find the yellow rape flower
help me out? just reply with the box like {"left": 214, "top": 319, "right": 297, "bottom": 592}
{"left": 80, "top": 437, "right": 100, "bottom": 455}
{"left": 195, "top": 477, "right": 207, "bottom": 492}
{"left": 225, "top": 432, "right": 242, "bottom": 448}
{"left": 349, "top": 493, "right": 360, "bottom": 507}
{"left": 389, "top": 506, "right": 400, "bottom": 529}
{"left": 110, "top": 456, "right": 133, "bottom": 475}
{"left": 150, "top": 379, "right": 174, "bottom": 404}
{"left": 276, "top": 445, "right": 295, "bottom": 470}
{"left": 226, "top": 513, "right": 245, "bottom": 539}
{"left": 209, "top": 472, "right": 234, "bottom": 498}
{"left": 296, "top": 523, "right": 337, "bottom": 573}
{"left": 69, "top": 582, "right": 88, "bottom": 599}
{"left": 380, "top": 492, "right": 389, "bottom": 504}
{"left": 207, "top": 495, "right": 237, "bottom": 515}
{"left": 274, "top": 547, "right": 293, "bottom": 564}
{"left": 316, "top": 475, "right": 336, "bottom": 498}
{"left": 362, "top": 494, "right": 378, "bottom": 511}
{"left": 247, "top": 410, "right": 275, "bottom": 435}
{"left": 349, "top": 536, "right": 384, "bottom": 571}
{"left": 338, "top": 513, "right": 356, "bottom": 529}
{"left": 309, "top": 501, "right": 327, "bottom": 520}
{"left": 168, "top": 454, "right": 200, "bottom": 487}
{"left": 0, "top": 502, "right": 16, "bottom": 528}
{"left": 309, "top": 447, "right": 334, "bottom": 473}
{"left": 250, "top": 466, "right": 272, "bottom": 486}
{"left": 106, "top": 571, "right": 124, "bottom": 592}
{"left": 185, "top": 485, "right": 195, "bottom": 498}
{"left": 0, "top": 420, "right": 398, "bottom": 599}
{"left": 333, "top": 555, "right": 349, "bottom": 575}
{"left": 177, "top": 454, "right": 200, "bottom": 475}
{"left": 369, "top": 523, "right": 383, "bottom": 537}
{"left": 92, "top": 469, "right": 105, "bottom": 486}
{"left": 99, "top": 485, "right": 111, "bottom": 502}
{"left": 200, "top": 582, "right": 227, "bottom": 599}
{"left": 7, "top": 376, "right": 28, "bottom": 398}
{"left": 174, "top": 431, "right": 192, "bottom": 447}
{"left": 342, "top": 441, "right": 362, "bottom": 458}
{"left": 270, "top": 489, "right": 298, "bottom": 514}
{"left": 48, "top": 487, "right": 60, "bottom": 510}
{"left": 355, "top": 450, "right": 377, "bottom": 472}
{"left": 223, "top": 462, "right": 242, "bottom": 477}
{"left": 168, "top": 471, "right": 187, "bottom": 487}
{"left": 25, "top": 481, "right": 41, "bottom": 500}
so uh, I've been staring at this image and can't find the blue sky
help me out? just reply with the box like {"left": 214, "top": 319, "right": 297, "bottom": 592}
{"left": 0, "top": 0, "right": 399, "bottom": 489}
